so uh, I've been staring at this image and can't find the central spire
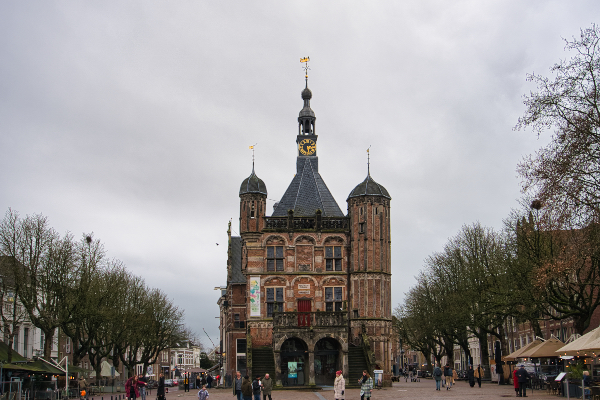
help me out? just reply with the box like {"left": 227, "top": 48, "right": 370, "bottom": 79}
{"left": 298, "top": 57, "right": 315, "bottom": 136}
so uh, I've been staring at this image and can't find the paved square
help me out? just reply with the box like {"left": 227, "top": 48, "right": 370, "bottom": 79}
{"left": 138, "top": 379, "right": 560, "bottom": 400}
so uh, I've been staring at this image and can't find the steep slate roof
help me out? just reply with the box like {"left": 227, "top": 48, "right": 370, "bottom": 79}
{"left": 272, "top": 157, "right": 344, "bottom": 217}
{"left": 347, "top": 174, "right": 391, "bottom": 200}
{"left": 230, "top": 236, "right": 245, "bottom": 284}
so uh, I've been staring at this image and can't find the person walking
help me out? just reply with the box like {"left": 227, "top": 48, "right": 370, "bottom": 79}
{"left": 252, "top": 375, "right": 262, "bottom": 400}
{"left": 467, "top": 365, "right": 475, "bottom": 388}
{"left": 195, "top": 374, "right": 201, "bottom": 391}
{"left": 138, "top": 375, "right": 148, "bottom": 400}
{"left": 515, "top": 364, "right": 530, "bottom": 397}
{"left": 233, "top": 371, "right": 243, "bottom": 400}
{"left": 156, "top": 373, "right": 165, "bottom": 400}
{"left": 262, "top": 373, "right": 273, "bottom": 400}
{"left": 197, "top": 384, "right": 209, "bottom": 400}
{"left": 125, "top": 375, "right": 147, "bottom": 400}
{"left": 452, "top": 367, "right": 458, "bottom": 385}
{"left": 444, "top": 364, "right": 453, "bottom": 390}
{"left": 183, "top": 373, "right": 190, "bottom": 392}
{"left": 358, "top": 370, "right": 373, "bottom": 400}
{"left": 433, "top": 364, "right": 443, "bottom": 391}
{"left": 334, "top": 370, "right": 345, "bottom": 400}
{"left": 513, "top": 368, "right": 520, "bottom": 397}
{"left": 206, "top": 374, "right": 213, "bottom": 389}
{"left": 474, "top": 365, "right": 483, "bottom": 388}
{"left": 241, "top": 375, "right": 253, "bottom": 400}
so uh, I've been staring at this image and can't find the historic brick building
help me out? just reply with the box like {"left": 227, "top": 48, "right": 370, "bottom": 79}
{"left": 218, "top": 78, "right": 393, "bottom": 387}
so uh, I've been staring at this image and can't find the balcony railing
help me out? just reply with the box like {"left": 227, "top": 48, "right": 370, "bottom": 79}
{"left": 273, "top": 311, "right": 348, "bottom": 328}
{"left": 264, "top": 214, "right": 349, "bottom": 232}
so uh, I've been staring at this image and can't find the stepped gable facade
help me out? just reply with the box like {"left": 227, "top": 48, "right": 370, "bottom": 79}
{"left": 218, "top": 79, "right": 393, "bottom": 387}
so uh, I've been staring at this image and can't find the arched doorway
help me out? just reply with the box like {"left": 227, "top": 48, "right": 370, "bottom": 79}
{"left": 314, "top": 337, "right": 341, "bottom": 385}
{"left": 280, "top": 338, "right": 308, "bottom": 386}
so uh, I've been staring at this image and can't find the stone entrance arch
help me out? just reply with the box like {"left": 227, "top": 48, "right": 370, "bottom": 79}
{"left": 314, "top": 337, "right": 342, "bottom": 386}
{"left": 279, "top": 337, "right": 308, "bottom": 386}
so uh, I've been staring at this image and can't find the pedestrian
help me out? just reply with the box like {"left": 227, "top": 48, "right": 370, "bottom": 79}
{"left": 433, "top": 364, "right": 442, "bottom": 391}
{"left": 252, "top": 375, "right": 262, "bottom": 400}
{"left": 195, "top": 374, "right": 201, "bottom": 391}
{"left": 262, "top": 373, "right": 273, "bottom": 400}
{"left": 197, "top": 384, "right": 209, "bottom": 400}
{"left": 334, "top": 370, "right": 345, "bottom": 400}
{"left": 184, "top": 373, "right": 190, "bottom": 392}
{"left": 138, "top": 375, "right": 148, "bottom": 400}
{"left": 512, "top": 368, "right": 519, "bottom": 397}
{"left": 467, "top": 365, "right": 475, "bottom": 387}
{"left": 241, "top": 375, "right": 253, "bottom": 400}
{"left": 206, "top": 374, "right": 213, "bottom": 389}
{"left": 474, "top": 365, "right": 483, "bottom": 388}
{"left": 444, "top": 364, "right": 453, "bottom": 390}
{"left": 157, "top": 373, "right": 165, "bottom": 400}
{"left": 233, "top": 371, "right": 243, "bottom": 400}
{"left": 125, "top": 375, "right": 147, "bottom": 400}
{"left": 358, "top": 370, "right": 373, "bottom": 400}
{"left": 515, "top": 364, "right": 530, "bottom": 397}
{"left": 583, "top": 370, "right": 591, "bottom": 398}
{"left": 216, "top": 374, "right": 220, "bottom": 387}
{"left": 79, "top": 377, "right": 88, "bottom": 399}
{"left": 452, "top": 367, "right": 458, "bottom": 385}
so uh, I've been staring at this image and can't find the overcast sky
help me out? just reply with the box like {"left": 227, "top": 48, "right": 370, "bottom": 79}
{"left": 1, "top": 1, "right": 597, "bottom": 348}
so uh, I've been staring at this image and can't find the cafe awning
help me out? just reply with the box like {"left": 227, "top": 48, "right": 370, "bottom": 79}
{"left": 0, "top": 341, "right": 27, "bottom": 363}
{"left": 556, "top": 326, "right": 600, "bottom": 356}
{"left": 519, "top": 337, "right": 564, "bottom": 358}
{"left": 504, "top": 339, "right": 543, "bottom": 361}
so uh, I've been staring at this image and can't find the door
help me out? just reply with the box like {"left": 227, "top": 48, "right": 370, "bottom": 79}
{"left": 298, "top": 300, "right": 311, "bottom": 327}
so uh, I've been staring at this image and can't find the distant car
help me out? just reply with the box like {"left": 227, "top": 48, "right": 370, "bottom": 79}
{"left": 164, "top": 379, "right": 173, "bottom": 387}
{"left": 173, "top": 378, "right": 179, "bottom": 385}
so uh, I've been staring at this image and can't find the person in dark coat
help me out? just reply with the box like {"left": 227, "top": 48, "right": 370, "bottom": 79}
{"left": 252, "top": 376, "right": 262, "bottom": 400}
{"left": 444, "top": 364, "right": 453, "bottom": 390}
{"left": 195, "top": 374, "right": 201, "bottom": 391}
{"left": 156, "top": 373, "right": 165, "bottom": 400}
{"left": 241, "top": 375, "right": 253, "bottom": 400}
{"left": 467, "top": 365, "right": 475, "bottom": 387}
{"left": 183, "top": 373, "right": 189, "bottom": 392}
{"left": 433, "top": 364, "right": 443, "bottom": 390}
{"left": 125, "top": 375, "right": 147, "bottom": 400}
{"left": 515, "top": 364, "right": 530, "bottom": 397}
{"left": 206, "top": 374, "right": 213, "bottom": 389}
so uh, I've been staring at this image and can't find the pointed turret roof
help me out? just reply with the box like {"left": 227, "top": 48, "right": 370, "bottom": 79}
{"left": 347, "top": 173, "right": 391, "bottom": 200}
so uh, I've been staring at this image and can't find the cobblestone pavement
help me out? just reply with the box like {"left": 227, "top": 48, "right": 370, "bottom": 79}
{"left": 151, "top": 380, "right": 560, "bottom": 400}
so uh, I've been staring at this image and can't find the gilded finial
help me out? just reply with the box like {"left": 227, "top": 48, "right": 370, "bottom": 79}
{"left": 367, "top": 145, "right": 371, "bottom": 175}
{"left": 249, "top": 144, "right": 257, "bottom": 172}
{"left": 300, "top": 57, "right": 310, "bottom": 85}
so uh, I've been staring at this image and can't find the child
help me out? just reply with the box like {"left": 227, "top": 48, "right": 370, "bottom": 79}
{"left": 197, "top": 384, "right": 209, "bottom": 400}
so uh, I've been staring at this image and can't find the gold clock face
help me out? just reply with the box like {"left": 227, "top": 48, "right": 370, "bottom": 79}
{"left": 298, "top": 138, "right": 316, "bottom": 156}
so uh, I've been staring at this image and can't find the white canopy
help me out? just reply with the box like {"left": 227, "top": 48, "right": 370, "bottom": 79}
{"left": 556, "top": 326, "right": 600, "bottom": 356}
{"left": 94, "top": 360, "right": 120, "bottom": 377}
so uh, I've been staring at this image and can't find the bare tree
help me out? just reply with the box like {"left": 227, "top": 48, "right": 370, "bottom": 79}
{"left": 515, "top": 24, "right": 600, "bottom": 226}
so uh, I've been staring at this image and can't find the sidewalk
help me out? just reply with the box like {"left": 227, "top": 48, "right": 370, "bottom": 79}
{"left": 149, "top": 379, "right": 560, "bottom": 399}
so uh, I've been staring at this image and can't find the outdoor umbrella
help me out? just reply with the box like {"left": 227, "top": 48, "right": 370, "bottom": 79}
{"left": 556, "top": 326, "right": 600, "bottom": 356}
{"left": 520, "top": 338, "right": 564, "bottom": 358}
{"left": 504, "top": 339, "right": 543, "bottom": 361}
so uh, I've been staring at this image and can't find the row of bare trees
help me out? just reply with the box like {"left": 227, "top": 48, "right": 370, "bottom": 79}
{"left": 0, "top": 208, "right": 190, "bottom": 377}
{"left": 396, "top": 24, "right": 600, "bottom": 374}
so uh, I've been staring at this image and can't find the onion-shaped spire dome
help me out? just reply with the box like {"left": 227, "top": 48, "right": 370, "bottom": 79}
{"left": 298, "top": 81, "right": 316, "bottom": 134}
{"left": 347, "top": 173, "right": 391, "bottom": 200}
{"left": 239, "top": 165, "right": 267, "bottom": 196}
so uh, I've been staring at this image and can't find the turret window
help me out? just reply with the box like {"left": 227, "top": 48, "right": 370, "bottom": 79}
{"left": 250, "top": 202, "right": 255, "bottom": 218}
{"left": 267, "top": 246, "right": 284, "bottom": 271}
{"left": 325, "top": 246, "right": 342, "bottom": 271}
{"left": 325, "top": 287, "right": 343, "bottom": 311}
{"left": 266, "top": 287, "right": 284, "bottom": 317}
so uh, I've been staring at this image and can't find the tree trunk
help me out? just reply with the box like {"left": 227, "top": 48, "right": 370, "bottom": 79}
{"left": 43, "top": 329, "right": 54, "bottom": 360}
